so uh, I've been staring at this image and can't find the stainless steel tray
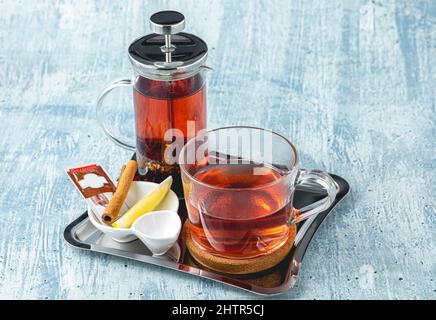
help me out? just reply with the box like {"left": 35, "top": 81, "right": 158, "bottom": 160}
{"left": 64, "top": 173, "right": 349, "bottom": 295}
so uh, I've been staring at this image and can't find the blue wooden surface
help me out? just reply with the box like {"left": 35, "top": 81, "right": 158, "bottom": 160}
{"left": 0, "top": 0, "right": 435, "bottom": 299}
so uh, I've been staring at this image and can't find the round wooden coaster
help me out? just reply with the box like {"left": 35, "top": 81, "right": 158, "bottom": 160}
{"left": 183, "top": 221, "right": 296, "bottom": 275}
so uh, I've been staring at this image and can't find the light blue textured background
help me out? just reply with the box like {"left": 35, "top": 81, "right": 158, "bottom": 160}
{"left": 0, "top": 0, "right": 435, "bottom": 299}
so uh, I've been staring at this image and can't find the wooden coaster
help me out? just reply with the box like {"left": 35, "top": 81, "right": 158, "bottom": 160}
{"left": 183, "top": 221, "right": 296, "bottom": 275}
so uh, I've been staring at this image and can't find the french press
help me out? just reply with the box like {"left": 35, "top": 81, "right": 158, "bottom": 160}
{"left": 97, "top": 11, "right": 208, "bottom": 190}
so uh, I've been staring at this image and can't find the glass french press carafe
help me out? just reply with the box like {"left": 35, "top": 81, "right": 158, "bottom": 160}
{"left": 96, "top": 11, "right": 208, "bottom": 192}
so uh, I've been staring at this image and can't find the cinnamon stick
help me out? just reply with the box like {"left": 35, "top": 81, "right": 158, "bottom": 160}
{"left": 102, "top": 160, "right": 138, "bottom": 225}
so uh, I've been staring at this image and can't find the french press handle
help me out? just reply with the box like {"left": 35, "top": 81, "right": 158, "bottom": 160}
{"left": 96, "top": 78, "right": 136, "bottom": 151}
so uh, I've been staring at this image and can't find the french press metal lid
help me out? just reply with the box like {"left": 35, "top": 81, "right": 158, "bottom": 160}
{"left": 128, "top": 10, "right": 208, "bottom": 81}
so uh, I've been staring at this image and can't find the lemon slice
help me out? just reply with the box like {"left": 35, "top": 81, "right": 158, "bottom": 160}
{"left": 112, "top": 176, "right": 173, "bottom": 229}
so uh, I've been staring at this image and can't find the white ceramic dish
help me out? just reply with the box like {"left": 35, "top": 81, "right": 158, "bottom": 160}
{"left": 87, "top": 181, "right": 179, "bottom": 243}
{"left": 131, "top": 210, "right": 182, "bottom": 255}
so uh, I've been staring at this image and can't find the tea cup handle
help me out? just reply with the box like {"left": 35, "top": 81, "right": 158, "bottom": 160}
{"left": 289, "top": 169, "right": 338, "bottom": 225}
{"left": 96, "top": 78, "right": 136, "bottom": 151}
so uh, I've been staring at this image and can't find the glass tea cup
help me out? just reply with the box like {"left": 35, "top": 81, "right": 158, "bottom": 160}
{"left": 179, "top": 126, "right": 338, "bottom": 259}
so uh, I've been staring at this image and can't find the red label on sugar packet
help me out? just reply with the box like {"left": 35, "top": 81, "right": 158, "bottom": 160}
{"left": 67, "top": 164, "right": 128, "bottom": 223}
{"left": 67, "top": 164, "right": 116, "bottom": 198}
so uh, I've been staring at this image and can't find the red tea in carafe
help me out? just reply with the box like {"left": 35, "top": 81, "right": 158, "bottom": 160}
{"left": 133, "top": 72, "right": 206, "bottom": 178}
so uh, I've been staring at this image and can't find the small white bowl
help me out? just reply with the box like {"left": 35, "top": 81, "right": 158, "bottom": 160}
{"left": 131, "top": 210, "right": 182, "bottom": 256}
{"left": 88, "top": 181, "right": 179, "bottom": 243}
